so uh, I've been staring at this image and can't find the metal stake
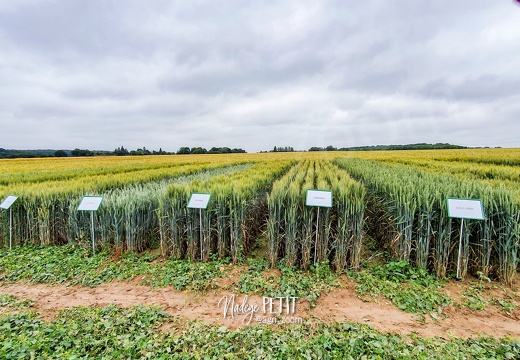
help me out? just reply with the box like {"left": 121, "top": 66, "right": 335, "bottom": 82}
{"left": 91, "top": 211, "right": 95, "bottom": 255}
{"left": 314, "top": 207, "right": 320, "bottom": 265}
{"left": 456, "top": 219, "right": 464, "bottom": 280}
{"left": 200, "top": 208, "right": 203, "bottom": 261}
{"left": 9, "top": 208, "right": 12, "bottom": 250}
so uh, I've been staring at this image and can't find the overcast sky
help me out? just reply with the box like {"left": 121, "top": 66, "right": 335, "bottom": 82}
{"left": 1, "top": 0, "right": 519, "bottom": 152}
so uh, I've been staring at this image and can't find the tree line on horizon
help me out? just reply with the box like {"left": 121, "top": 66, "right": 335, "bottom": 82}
{"left": 308, "top": 143, "right": 471, "bottom": 152}
{"left": 0, "top": 146, "right": 247, "bottom": 159}
{"left": 1, "top": 143, "right": 494, "bottom": 159}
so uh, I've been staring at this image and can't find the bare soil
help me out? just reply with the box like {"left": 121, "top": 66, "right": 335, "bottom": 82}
{"left": 2, "top": 278, "right": 519, "bottom": 339}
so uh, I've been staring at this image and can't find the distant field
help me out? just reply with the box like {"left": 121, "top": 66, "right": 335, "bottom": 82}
{"left": 0, "top": 149, "right": 518, "bottom": 283}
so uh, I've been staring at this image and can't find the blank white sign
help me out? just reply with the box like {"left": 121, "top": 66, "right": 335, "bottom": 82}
{"left": 447, "top": 198, "right": 484, "bottom": 220}
{"left": 0, "top": 195, "right": 18, "bottom": 210}
{"left": 78, "top": 196, "right": 103, "bottom": 211}
{"left": 187, "top": 193, "right": 211, "bottom": 209}
{"left": 306, "top": 190, "right": 332, "bottom": 208}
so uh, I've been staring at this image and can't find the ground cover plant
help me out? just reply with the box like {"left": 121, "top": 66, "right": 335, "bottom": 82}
{"left": 349, "top": 260, "right": 452, "bottom": 317}
{"left": 0, "top": 298, "right": 519, "bottom": 359}
{"left": 0, "top": 245, "right": 338, "bottom": 298}
{"left": 234, "top": 258, "right": 338, "bottom": 302}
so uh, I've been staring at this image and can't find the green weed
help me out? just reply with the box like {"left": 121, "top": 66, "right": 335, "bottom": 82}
{"left": 349, "top": 261, "right": 452, "bottom": 315}
{"left": 0, "top": 302, "right": 519, "bottom": 359}
{"left": 234, "top": 260, "right": 338, "bottom": 302}
{"left": 462, "top": 281, "right": 489, "bottom": 311}
{"left": 0, "top": 294, "right": 34, "bottom": 313}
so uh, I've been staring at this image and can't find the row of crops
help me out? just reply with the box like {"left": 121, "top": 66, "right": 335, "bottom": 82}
{"left": 0, "top": 150, "right": 519, "bottom": 282}
{"left": 336, "top": 159, "right": 519, "bottom": 284}
{"left": 267, "top": 160, "right": 365, "bottom": 271}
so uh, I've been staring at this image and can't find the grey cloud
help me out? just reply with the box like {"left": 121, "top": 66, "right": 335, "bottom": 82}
{"left": 420, "top": 75, "right": 520, "bottom": 102}
{"left": 1, "top": 0, "right": 519, "bottom": 151}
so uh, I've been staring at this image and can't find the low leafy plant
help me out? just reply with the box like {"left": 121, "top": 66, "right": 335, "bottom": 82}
{"left": 1, "top": 302, "right": 519, "bottom": 359}
{"left": 493, "top": 298, "right": 517, "bottom": 315}
{"left": 0, "top": 294, "right": 34, "bottom": 313}
{"left": 349, "top": 261, "right": 452, "bottom": 315}
{"left": 0, "top": 245, "right": 228, "bottom": 291}
{"left": 462, "top": 281, "right": 489, "bottom": 311}
{"left": 0, "top": 245, "right": 108, "bottom": 285}
{"left": 234, "top": 259, "right": 338, "bottom": 302}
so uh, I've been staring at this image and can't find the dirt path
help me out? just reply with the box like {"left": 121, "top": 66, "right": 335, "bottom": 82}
{"left": 1, "top": 280, "right": 519, "bottom": 339}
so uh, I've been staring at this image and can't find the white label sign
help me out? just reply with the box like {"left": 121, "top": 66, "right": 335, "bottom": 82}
{"left": 447, "top": 198, "right": 484, "bottom": 220}
{"left": 0, "top": 195, "right": 18, "bottom": 210}
{"left": 306, "top": 190, "right": 332, "bottom": 208}
{"left": 187, "top": 193, "right": 211, "bottom": 209}
{"left": 77, "top": 196, "right": 103, "bottom": 211}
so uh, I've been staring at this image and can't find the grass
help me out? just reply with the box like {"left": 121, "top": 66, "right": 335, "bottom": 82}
{"left": 0, "top": 298, "right": 519, "bottom": 359}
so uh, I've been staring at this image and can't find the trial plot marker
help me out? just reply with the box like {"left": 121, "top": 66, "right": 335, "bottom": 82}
{"left": 78, "top": 196, "right": 103, "bottom": 255}
{"left": 1, "top": 195, "right": 19, "bottom": 250}
{"left": 447, "top": 198, "right": 485, "bottom": 280}
{"left": 187, "top": 193, "right": 211, "bottom": 260}
{"left": 306, "top": 190, "right": 332, "bottom": 265}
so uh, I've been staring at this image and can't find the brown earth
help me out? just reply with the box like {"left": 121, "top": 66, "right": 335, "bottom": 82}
{"left": 1, "top": 278, "right": 519, "bottom": 339}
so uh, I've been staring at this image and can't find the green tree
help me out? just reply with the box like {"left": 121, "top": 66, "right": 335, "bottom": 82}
{"left": 54, "top": 150, "right": 68, "bottom": 157}
{"left": 177, "top": 147, "right": 191, "bottom": 155}
{"left": 191, "top": 147, "right": 207, "bottom": 154}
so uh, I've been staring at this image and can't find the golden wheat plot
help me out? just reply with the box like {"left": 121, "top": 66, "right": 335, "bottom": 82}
{"left": 336, "top": 158, "right": 519, "bottom": 284}
{"left": 0, "top": 156, "right": 255, "bottom": 248}
{"left": 267, "top": 160, "right": 366, "bottom": 270}
{"left": 160, "top": 160, "right": 294, "bottom": 262}
{"left": 0, "top": 149, "right": 518, "bottom": 284}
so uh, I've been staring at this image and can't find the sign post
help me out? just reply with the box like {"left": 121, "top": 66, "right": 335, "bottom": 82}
{"left": 77, "top": 196, "right": 103, "bottom": 255}
{"left": 447, "top": 198, "right": 485, "bottom": 280}
{"left": 187, "top": 193, "right": 211, "bottom": 260}
{"left": 1, "top": 195, "right": 19, "bottom": 250}
{"left": 306, "top": 190, "right": 333, "bottom": 265}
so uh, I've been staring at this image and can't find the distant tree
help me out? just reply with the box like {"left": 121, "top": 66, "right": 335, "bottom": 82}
{"left": 191, "top": 147, "right": 207, "bottom": 154}
{"left": 325, "top": 145, "right": 337, "bottom": 151}
{"left": 71, "top": 148, "right": 92, "bottom": 157}
{"left": 130, "top": 147, "right": 152, "bottom": 156}
{"left": 177, "top": 147, "right": 191, "bottom": 155}
{"left": 271, "top": 146, "right": 294, "bottom": 152}
{"left": 337, "top": 143, "right": 467, "bottom": 152}
{"left": 152, "top": 148, "right": 168, "bottom": 155}
{"left": 207, "top": 147, "right": 245, "bottom": 154}
{"left": 54, "top": 150, "right": 68, "bottom": 157}
{"left": 114, "top": 146, "right": 129, "bottom": 156}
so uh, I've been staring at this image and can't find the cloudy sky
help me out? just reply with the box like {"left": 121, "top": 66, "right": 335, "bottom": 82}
{"left": 1, "top": 0, "right": 519, "bottom": 152}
